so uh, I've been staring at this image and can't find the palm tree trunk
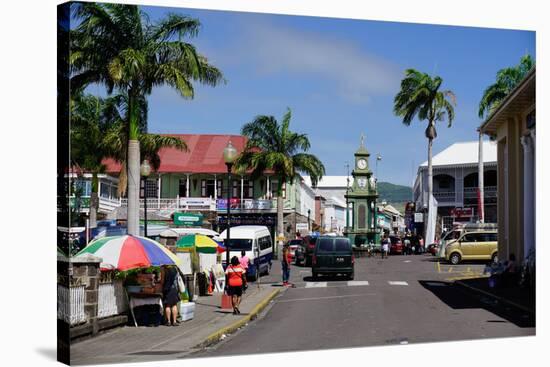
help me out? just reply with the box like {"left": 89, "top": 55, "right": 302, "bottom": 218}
{"left": 127, "top": 88, "right": 141, "bottom": 236}
{"left": 427, "top": 136, "right": 433, "bottom": 239}
{"left": 89, "top": 172, "right": 99, "bottom": 229}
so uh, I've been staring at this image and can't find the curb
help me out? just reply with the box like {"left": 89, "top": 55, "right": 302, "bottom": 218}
{"left": 200, "top": 288, "right": 281, "bottom": 347}
{"left": 455, "top": 280, "right": 535, "bottom": 316}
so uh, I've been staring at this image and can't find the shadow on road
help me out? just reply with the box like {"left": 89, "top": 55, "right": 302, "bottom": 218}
{"left": 418, "top": 280, "right": 535, "bottom": 328}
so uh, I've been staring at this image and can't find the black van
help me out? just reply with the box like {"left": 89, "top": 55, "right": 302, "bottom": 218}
{"left": 311, "top": 236, "right": 354, "bottom": 280}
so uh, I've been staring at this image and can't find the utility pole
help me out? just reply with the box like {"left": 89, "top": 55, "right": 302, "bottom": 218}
{"left": 345, "top": 162, "right": 350, "bottom": 232}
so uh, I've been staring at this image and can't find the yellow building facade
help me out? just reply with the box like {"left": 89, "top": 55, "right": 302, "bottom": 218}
{"left": 479, "top": 68, "right": 535, "bottom": 262}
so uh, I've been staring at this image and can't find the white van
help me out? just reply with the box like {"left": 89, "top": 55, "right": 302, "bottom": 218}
{"left": 219, "top": 225, "right": 273, "bottom": 280}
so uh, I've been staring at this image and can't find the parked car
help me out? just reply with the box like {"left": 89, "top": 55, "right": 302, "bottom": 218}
{"left": 302, "top": 235, "right": 318, "bottom": 266}
{"left": 287, "top": 239, "right": 305, "bottom": 265}
{"left": 445, "top": 230, "right": 498, "bottom": 265}
{"left": 389, "top": 236, "right": 403, "bottom": 255}
{"left": 311, "top": 236, "right": 354, "bottom": 280}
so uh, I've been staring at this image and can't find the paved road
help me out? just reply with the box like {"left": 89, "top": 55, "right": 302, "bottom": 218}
{"left": 196, "top": 254, "right": 535, "bottom": 357}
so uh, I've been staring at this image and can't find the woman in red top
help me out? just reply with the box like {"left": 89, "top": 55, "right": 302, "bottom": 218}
{"left": 225, "top": 256, "right": 247, "bottom": 314}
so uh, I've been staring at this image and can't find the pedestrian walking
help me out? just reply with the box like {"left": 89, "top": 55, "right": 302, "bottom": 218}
{"left": 225, "top": 256, "right": 247, "bottom": 315}
{"left": 239, "top": 250, "right": 250, "bottom": 273}
{"left": 282, "top": 243, "right": 292, "bottom": 286}
{"left": 403, "top": 236, "right": 411, "bottom": 255}
{"left": 162, "top": 266, "right": 181, "bottom": 326}
{"left": 418, "top": 235, "right": 424, "bottom": 254}
{"left": 381, "top": 235, "right": 390, "bottom": 259}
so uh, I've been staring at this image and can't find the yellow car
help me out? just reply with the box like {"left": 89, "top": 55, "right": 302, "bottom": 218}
{"left": 445, "top": 231, "right": 498, "bottom": 265}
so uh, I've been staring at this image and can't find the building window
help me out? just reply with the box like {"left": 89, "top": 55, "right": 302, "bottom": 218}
{"left": 75, "top": 180, "right": 92, "bottom": 197}
{"left": 179, "top": 178, "right": 187, "bottom": 197}
{"left": 202, "top": 179, "right": 223, "bottom": 197}
{"left": 271, "top": 180, "right": 286, "bottom": 198}
{"left": 439, "top": 178, "right": 451, "bottom": 189}
{"left": 243, "top": 180, "right": 254, "bottom": 198}
{"left": 231, "top": 180, "right": 239, "bottom": 198}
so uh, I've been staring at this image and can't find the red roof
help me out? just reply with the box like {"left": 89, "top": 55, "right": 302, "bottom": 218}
{"left": 103, "top": 134, "right": 248, "bottom": 174}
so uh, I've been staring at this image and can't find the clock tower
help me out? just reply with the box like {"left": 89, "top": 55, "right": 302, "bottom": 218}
{"left": 344, "top": 135, "right": 380, "bottom": 246}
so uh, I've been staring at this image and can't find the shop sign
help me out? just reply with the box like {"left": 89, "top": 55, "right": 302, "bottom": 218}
{"left": 450, "top": 207, "right": 473, "bottom": 218}
{"left": 173, "top": 212, "right": 203, "bottom": 226}
{"left": 179, "top": 197, "right": 212, "bottom": 207}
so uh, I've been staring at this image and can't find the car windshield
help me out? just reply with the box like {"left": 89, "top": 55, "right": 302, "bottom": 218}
{"left": 227, "top": 238, "right": 253, "bottom": 251}
{"left": 334, "top": 239, "right": 351, "bottom": 252}
{"left": 390, "top": 237, "right": 400, "bottom": 244}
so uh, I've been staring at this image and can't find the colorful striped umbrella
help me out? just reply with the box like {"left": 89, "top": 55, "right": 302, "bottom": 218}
{"left": 77, "top": 235, "right": 181, "bottom": 271}
{"left": 176, "top": 234, "right": 221, "bottom": 254}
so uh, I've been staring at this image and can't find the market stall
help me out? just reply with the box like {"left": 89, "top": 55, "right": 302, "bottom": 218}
{"left": 77, "top": 235, "right": 186, "bottom": 326}
{"left": 175, "top": 234, "right": 226, "bottom": 296}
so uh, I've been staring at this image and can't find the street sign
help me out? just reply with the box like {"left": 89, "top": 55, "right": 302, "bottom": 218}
{"left": 296, "top": 223, "right": 308, "bottom": 232}
{"left": 173, "top": 212, "right": 203, "bottom": 226}
{"left": 414, "top": 213, "right": 424, "bottom": 223}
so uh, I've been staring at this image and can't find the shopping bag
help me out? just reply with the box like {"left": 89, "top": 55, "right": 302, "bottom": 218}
{"left": 221, "top": 293, "right": 233, "bottom": 309}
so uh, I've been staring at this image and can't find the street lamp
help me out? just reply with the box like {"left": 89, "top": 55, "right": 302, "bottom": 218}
{"left": 307, "top": 209, "right": 311, "bottom": 233}
{"left": 140, "top": 159, "right": 151, "bottom": 237}
{"left": 223, "top": 141, "right": 238, "bottom": 267}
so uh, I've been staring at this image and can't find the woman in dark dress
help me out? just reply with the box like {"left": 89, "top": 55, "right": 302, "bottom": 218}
{"left": 162, "top": 266, "right": 181, "bottom": 326}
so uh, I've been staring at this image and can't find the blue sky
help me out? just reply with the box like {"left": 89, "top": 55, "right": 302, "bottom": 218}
{"left": 86, "top": 5, "right": 535, "bottom": 186}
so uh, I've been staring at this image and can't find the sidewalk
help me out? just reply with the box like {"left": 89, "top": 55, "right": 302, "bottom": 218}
{"left": 70, "top": 284, "right": 281, "bottom": 365}
{"left": 455, "top": 277, "right": 535, "bottom": 315}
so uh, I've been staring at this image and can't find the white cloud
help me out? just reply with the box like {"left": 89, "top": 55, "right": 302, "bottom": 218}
{"left": 239, "top": 21, "right": 402, "bottom": 103}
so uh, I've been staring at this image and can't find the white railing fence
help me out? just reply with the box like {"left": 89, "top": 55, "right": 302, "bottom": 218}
{"left": 98, "top": 281, "right": 128, "bottom": 318}
{"left": 57, "top": 285, "right": 86, "bottom": 326}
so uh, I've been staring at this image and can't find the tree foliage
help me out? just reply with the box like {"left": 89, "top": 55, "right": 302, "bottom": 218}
{"left": 478, "top": 54, "right": 534, "bottom": 119}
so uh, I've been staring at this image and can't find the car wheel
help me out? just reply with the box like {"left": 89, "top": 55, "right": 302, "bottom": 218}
{"left": 491, "top": 253, "right": 498, "bottom": 264}
{"left": 450, "top": 252, "right": 461, "bottom": 265}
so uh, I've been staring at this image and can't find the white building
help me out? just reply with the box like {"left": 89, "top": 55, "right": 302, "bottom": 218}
{"left": 413, "top": 140, "right": 498, "bottom": 224}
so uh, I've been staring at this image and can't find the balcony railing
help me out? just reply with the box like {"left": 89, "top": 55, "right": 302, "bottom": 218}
{"left": 118, "top": 197, "right": 292, "bottom": 214}
{"left": 433, "top": 190, "right": 456, "bottom": 202}
{"left": 464, "top": 186, "right": 497, "bottom": 199}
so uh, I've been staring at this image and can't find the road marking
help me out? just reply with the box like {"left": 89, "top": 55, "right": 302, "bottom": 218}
{"left": 388, "top": 281, "right": 408, "bottom": 286}
{"left": 403, "top": 260, "right": 412, "bottom": 263}
{"left": 305, "top": 282, "right": 327, "bottom": 288}
{"left": 347, "top": 281, "right": 369, "bottom": 286}
{"left": 277, "top": 293, "right": 376, "bottom": 303}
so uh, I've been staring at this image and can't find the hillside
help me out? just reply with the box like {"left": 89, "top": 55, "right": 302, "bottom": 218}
{"left": 377, "top": 182, "right": 412, "bottom": 213}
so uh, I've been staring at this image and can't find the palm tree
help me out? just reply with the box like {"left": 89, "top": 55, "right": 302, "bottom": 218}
{"left": 71, "top": 93, "right": 120, "bottom": 228}
{"left": 393, "top": 69, "right": 456, "bottom": 225}
{"left": 102, "top": 119, "right": 188, "bottom": 197}
{"left": 478, "top": 54, "right": 534, "bottom": 119}
{"left": 70, "top": 3, "right": 224, "bottom": 234}
{"left": 235, "top": 108, "right": 326, "bottom": 242}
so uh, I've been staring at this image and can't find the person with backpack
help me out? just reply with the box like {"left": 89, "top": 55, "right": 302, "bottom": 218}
{"left": 162, "top": 266, "right": 181, "bottom": 326}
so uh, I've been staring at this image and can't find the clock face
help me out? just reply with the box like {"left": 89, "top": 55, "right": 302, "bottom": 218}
{"left": 357, "top": 177, "right": 367, "bottom": 188}
{"left": 357, "top": 158, "right": 367, "bottom": 169}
